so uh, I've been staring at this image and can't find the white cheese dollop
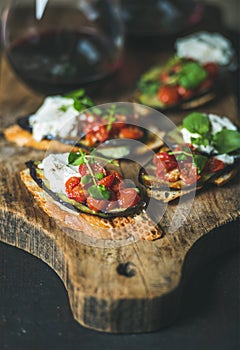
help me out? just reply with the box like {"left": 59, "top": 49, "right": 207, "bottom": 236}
{"left": 29, "top": 96, "right": 81, "bottom": 142}
{"left": 208, "top": 114, "right": 237, "bottom": 134}
{"left": 175, "top": 31, "right": 234, "bottom": 65}
{"left": 214, "top": 154, "right": 235, "bottom": 165}
{"left": 41, "top": 153, "right": 79, "bottom": 194}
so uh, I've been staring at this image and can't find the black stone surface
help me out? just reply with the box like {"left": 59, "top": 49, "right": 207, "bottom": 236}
{"left": 0, "top": 237, "right": 239, "bottom": 350}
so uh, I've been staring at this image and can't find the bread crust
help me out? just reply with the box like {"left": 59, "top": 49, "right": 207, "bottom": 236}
{"left": 4, "top": 124, "right": 76, "bottom": 152}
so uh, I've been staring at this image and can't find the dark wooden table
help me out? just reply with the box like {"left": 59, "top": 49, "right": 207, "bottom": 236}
{"left": 0, "top": 4, "right": 239, "bottom": 349}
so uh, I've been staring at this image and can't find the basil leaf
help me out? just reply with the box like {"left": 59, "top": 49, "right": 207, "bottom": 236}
{"left": 176, "top": 153, "right": 187, "bottom": 161}
{"left": 213, "top": 129, "right": 240, "bottom": 154}
{"left": 64, "top": 89, "right": 85, "bottom": 99}
{"left": 179, "top": 62, "right": 207, "bottom": 89}
{"left": 138, "top": 80, "right": 160, "bottom": 95}
{"left": 73, "top": 99, "right": 85, "bottom": 112}
{"left": 88, "top": 185, "right": 110, "bottom": 200}
{"left": 183, "top": 112, "right": 210, "bottom": 134}
{"left": 64, "top": 89, "right": 94, "bottom": 112}
{"left": 68, "top": 151, "right": 85, "bottom": 166}
{"left": 81, "top": 175, "right": 92, "bottom": 185}
{"left": 193, "top": 154, "right": 208, "bottom": 174}
{"left": 95, "top": 172, "right": 105, "bottom": 180}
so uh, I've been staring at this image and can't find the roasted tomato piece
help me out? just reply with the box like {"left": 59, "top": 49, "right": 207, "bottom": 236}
{"left": 65, "top": 177, "right": 87, "bottom": 203}
{"left": 198, "top": 78, "right": 213, "bottom": 91}
{"left": 160, "top": 71, "right": 169, "bottom": 83}
{"left": 108, "top": 170, "right": 123, "bottom": 181}
{"left": 84, "top": 131, "right": 98, "bottom": 147}
{"left": 157, "top": 85, "right": 180, "bottom": 105}
{"left": 203, "top": 62, "right": 218, "bottom": 78}
{"left": 65, "top": 176, "right": 80, "bottom": 193}
{"left": 84, "top": 123, "right": 109, "bottom": 146}
{"left": 118, "top": 188, "right": 140, "bottom": 209}
{"left": 180, "top": 163, "right": 199, "bottom": 185}
{"left": 86, "top": 197, "right": 107, "bottom": 212}
{"left": 204, "top": 158, "right": 225, "bottom": 173}
{"left": 78, "top": 163, "right": 107, "bottom": 177}
{"left": 154, "top": 152, "right": 178, "bottom": 172}
{"left": 119, "top": 126, "right": 144, "bottom": 140}
{"left": 106, "top": 200, "right": 119, "bottom": 212}
{"left": 98, "top": 173, "right": 115, "bottom": 188}
{"left": 177, "top": 85, "right": 194, "bottom": 100}
{"left": 94, "top": 125, "right": 109, "bottom": 142}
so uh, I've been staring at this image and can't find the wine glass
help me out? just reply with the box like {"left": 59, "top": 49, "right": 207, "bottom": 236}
{"left": 1, "top": 0, "right": 124, "bottom": 95}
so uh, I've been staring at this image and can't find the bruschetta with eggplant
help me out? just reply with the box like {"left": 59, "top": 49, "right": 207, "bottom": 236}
{"left": 20, "top": 150, "right": 163, "bottom": 241}
{"left": 140, "top": 112, "right": 240, "bottom": 202}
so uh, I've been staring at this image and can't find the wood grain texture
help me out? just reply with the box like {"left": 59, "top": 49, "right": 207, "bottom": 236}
{"left": 0, "top": 48, "right": 240, "bottom": 333}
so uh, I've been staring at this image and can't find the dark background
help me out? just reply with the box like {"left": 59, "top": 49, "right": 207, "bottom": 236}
{"left": 0, "top": 237, "right": 239, "bottom": 350}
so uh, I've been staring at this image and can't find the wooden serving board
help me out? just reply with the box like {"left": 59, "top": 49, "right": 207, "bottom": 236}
{"left": 0, "top": 54, "right": 240, "bottom": 333}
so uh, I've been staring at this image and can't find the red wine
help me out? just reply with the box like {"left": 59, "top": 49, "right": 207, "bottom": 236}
{"left": 6, "top": 29, "right": 122, "bottom": 94}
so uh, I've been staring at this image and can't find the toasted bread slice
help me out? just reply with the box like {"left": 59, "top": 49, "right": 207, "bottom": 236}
{"left": 20, "top": 168, "right": 163, "bottom": 241}
{"left": 5, "top": 122, "right": 164, "bottom": 155}
{"left": 4, "top": 124, "right": 75, "bottom": 152}
{"left": 145, "top": 167, "right": 239, "bottom": 203}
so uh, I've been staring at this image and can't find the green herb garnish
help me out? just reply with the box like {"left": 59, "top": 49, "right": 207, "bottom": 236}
{"left": 178, "top": 62, "right": 207, "bottom": 89}
{"left": 102, "top": 104, "right": 117, "bottom": 131}
{"left": 213, "top": 129, "right": 240, "bottom": 154}
{"left": 193, "top": 154, "right": 208, "bottom": 174}
{"left": 138, "top": 80, "right": 160, "bottom": 95}
{"left": 63, "top": 89, "right": 94, "bottom": 112}
{"left": 183, "top": 112, "right": 210, "bottom": 134}
{"left": 81, "top": 174, "right": 92, "bottom": 185}
{"left": 88, "top": 184, "right": 110, "bottom": 200}
{"left": 68, "top": 149, "right": 116, "bottom": 200}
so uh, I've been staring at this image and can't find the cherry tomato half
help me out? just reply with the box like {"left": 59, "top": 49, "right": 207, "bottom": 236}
{"left": 86, "top": 197, "right": 107, "bottom": 212}
{"left": 157, "top": 85, "right": 180, "bottom": 105}
{"left": 203, "top": 62, "right": 218, "bottom": 78}
{"left": 98, "top": 173, "right": 115, "bottom": 188}
{"left": 119, "top": 126, "right": 144, "bottom": 140}
{"left": 78, "top": 163, "right": 106, "bottom": 178}
{"left": 204, "top": 158, "right": 225, "bottom": 173}
{"left": 118, "top": 188, "right": 140, "bottom": 209}
{"left": 65, "top": 177, "right": 87, "bottom": 203}
{"left": 153, "top": 152, "right": 178, "bottom": 172}
{"left": 180, "top": 163, "right": 199, "bottom": 185}
{"left": 177, "top": 85, "right": 194, "bottom": 100}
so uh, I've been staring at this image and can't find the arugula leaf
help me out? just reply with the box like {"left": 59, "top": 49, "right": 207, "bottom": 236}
{"left": 138, "top": 80, "right": 160, "bottom": 95}
{"left": 213, "top": 129, "right": 240, "bottom": 154}
{"left": 193, "top": 154, "right": 208, "bottom": 174}
{"left": 88, "top": 185, "right": 110, "bottom": 200}
{"left": 183, "top": 112, "right": 210, "bottom": 134}
{"left": 178, "top": 62, "right": 207, "bottom": 89}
